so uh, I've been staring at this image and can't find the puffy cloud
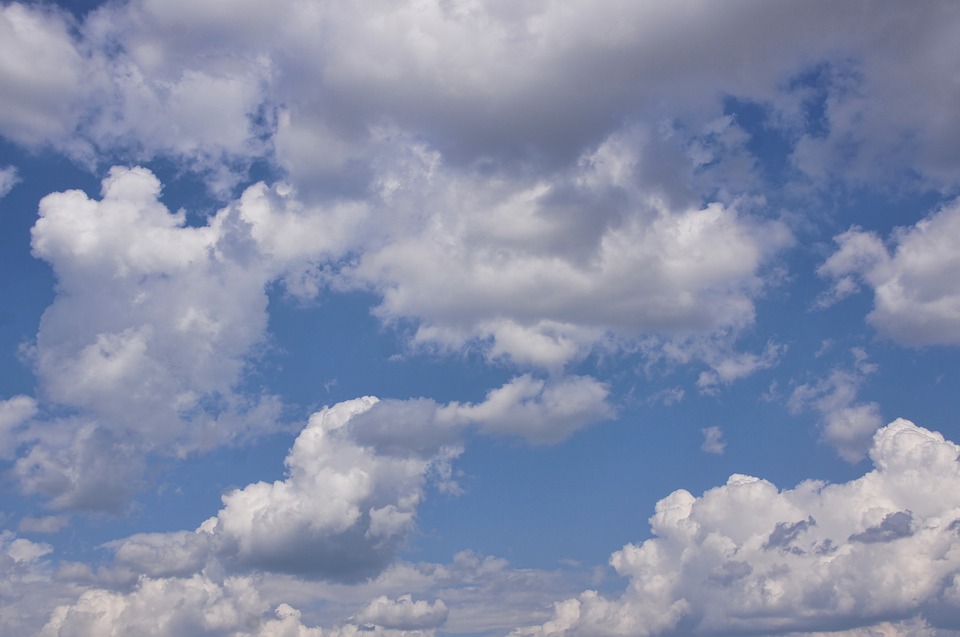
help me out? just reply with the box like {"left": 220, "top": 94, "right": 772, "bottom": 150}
{"left": 819, "top": 199, "right": 960, "bottom": 346}
{"left": 0, "top": 165, "right": 20, "bottom": 199}
{"left": 445, "top": 374, "right": 614, "bottom": 444}
{"left": 0, "top": 530, "right": 84, "bottom": 636}
{"left": 39, "top": 573, "right": 266, "bottom": 637}
{"left": 0, "top": 395, "right": 36, "bottom": 459}
{"left": 19, "top": 166, "right": 288, "bottom": 510}
{"left": 211, "top": 397, "right": 437, "bottom": 581}
{"left": 514, "top": 419, "right": 960, "bottom": 636}
{"left": 3, "top": 0, "right": 958, "bottom": 194}
{"left": 334, "top": 129, "right": 791, "bottom": 368}
{"left": 354, "top": 594, "right": 448, "bottom": 630}
{"left": 0, "top": 4, "right": 93, "bottom": 148}
{"left": 789, "top": 348, "right": 883, "bottom": 462}
{"left": 103, "top": 378, "right": 610, "bottom": 582}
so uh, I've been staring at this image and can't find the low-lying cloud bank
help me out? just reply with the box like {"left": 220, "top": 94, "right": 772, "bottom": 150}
{"left": 8, "top": 417, "right": 959, "bottom": 636}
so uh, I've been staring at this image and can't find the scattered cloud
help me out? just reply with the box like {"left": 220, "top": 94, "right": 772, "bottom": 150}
{"left": 700, "top": 426, "right": 726, "bottom": 454}
{"left": 0, "top": 165, "right": 19, "bottom": 199}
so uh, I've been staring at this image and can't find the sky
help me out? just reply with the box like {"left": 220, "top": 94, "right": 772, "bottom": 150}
{"left": 1, "top": 0, "right": 960, "bottom": 635}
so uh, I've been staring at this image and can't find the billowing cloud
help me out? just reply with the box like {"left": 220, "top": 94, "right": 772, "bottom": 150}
{"left": 514, "top": 419, "right": 960, "bottom": 636}
{"left": 819, "top": 198, "right": 960, "bottom": 346}
{"left": 0, "top": 4, "right": 93, "bottom": 148}
{"left": 789, "top": 348, "right": 883, "bottom": 462}
{"left": 106, "top": 379, "right": 611, "bottom": 583}
{"left": 0, "top": 395, "right": 36, "bottom": 459}
{"left": 18, "top": 166, "right": 286, "bottom": 510}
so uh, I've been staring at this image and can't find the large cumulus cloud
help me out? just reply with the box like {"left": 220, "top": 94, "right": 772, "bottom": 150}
{"left": 515, "top": 419, "right": 960, "bottom": 636}
{"left": 106, "top": 380, "right": 610, "bottom": 582}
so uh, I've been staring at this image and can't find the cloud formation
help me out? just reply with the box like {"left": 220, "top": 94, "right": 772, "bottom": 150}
{"left": 514, "top": 419, "right": 960, "bottom": 636}
{"left": 820, "top": 198, "right": 960, "bottom": 346}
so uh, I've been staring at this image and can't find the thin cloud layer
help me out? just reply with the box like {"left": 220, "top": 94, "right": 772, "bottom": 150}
{"left": 515, "top": 419, "right": 960, "bottom": 636}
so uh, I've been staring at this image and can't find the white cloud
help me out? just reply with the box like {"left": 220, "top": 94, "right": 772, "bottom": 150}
{"left": 0, "top": 4, "right": 93, "bottom": 149}
{"left": 34, "top": 548, "right": 588, "bottom": 637}
{"left": 789, "top": 348, "right": 882, "bottom": 462}
{"left": 0, "top": 165, "right": 19, "bottom": 199}
{"left": 335, "top": 132, "right": 791, "bottom": 368}
{"left": 39, "top": 573, "right": 267, "bottom": 637}
{"left": 515, "top": 419, "right": 960, "bottom": 636}
{"left": 700, "top": 426, "right": 725, "bottom": 455}
{"left": 0, "top": 395, "right": 36, "bottom": 459}
{"left": 354, "top": 594, "right": 448, "bottom": 630}
{"left": 19, "top": 166, "right": 287, "bottom": 510}
{"left": 210, "top": 397, "right": 439, "bottom": 581}
{"left": 445, "top": 374, "right": 614, "bottom": 444}
{"left": 819, "top": 199, "right": 960, "bottom": 346}
{"left": 101, "top": 378, "right": 611, "bottom": 582}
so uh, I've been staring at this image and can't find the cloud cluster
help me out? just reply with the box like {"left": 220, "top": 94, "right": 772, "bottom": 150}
{"left": 105, "top": 379, "right": 610, "bottom": 583}
{"left": 16, "top": 166, "right": 286, "bottom": 510}
{"left": 515, "top": 419, "right": 960, "bottom": 636}
{"left": 819, "top": 198, "right": 960, "bottom": 347}
{"left": 5, "top": 0, "right": 956, "bottom": 369}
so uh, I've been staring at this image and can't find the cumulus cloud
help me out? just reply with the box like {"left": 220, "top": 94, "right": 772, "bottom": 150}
{"left": 104, "top": 379, "right": 611, "bottom": 583}
{"left": 211, "top": 397, "right": 438, "bottom": 581}
{"left": 0, "top": 4, "right": 94, "bottom": 148}
{"left": 17, "top": 166, "right": 291, "bottom": 510}
{"left": 789, "top": 348, "right": 883, "bottom": 462}
{"left": 0, "top": 395, "right": 36, "bottom": 459}
{"left": 819, "top": 199, "right": 960, "bottom": 346}
{"left": 9, "top": 0, "right": 953, "bottom": 368}
{"left": 515, "top": 419, "right": 960, "bottom": 636}
{"left": 34, "top": 547, "right": 586, "bottom": 637}
{"left": 354, "top": 594, "right": 448, "bottom": 630}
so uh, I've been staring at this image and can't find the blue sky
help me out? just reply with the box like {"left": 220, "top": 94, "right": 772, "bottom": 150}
{"left": 2, "top": 1, "right": 960, "bottom": 635}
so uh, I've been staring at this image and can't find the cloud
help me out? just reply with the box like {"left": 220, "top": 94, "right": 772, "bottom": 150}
{"left": 334, "top": 134, "right": 791, "bottom": 368}
{"left": 0, "top": 4, "right": 93, "bottom": 148}
{"left": 354, "top": 594, "right": 448, "bottom": 630}
{"left": 819, "top": 199, "right": 960, "bottom": 346}
{"left": 700, "top": 426, "right": 725, "bottom": 455}
{"left": 445, "top": 374, "right": 614, "bottom": 444}
{"left": 210, "top": 397, "right": 439, "bottom": 581}
{"left": 789, "top": 348, "right": 883, "bottom": 462}
{"left": 17, "top": 516, "right": 71, "bottom": 535}
{"left": 34, "top": 547, "right": 586, "bottom": 637}
{"left": 0, "top": 165, "right": 20, "bottom": 199}
{"left": 514, "top": 418, "right": 960, "bottom": 636}
{"left": 19, "top": 166, "right": 288, "bottom": 510}
{"left": 0, "top": 395, "right": 36, "bottom": 459}
{"left": 104, "top": 378, "right": 611, "bottom": 583}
